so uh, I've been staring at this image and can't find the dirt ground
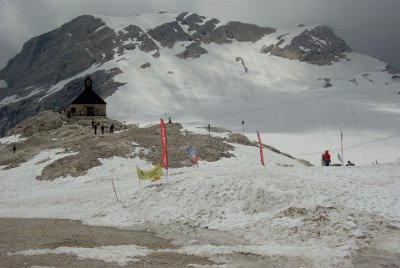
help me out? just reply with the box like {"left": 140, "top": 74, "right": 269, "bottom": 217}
{"left": 0, "top": 112, "right": 310, "bottom": 181}
{"left": 0, "top": 112, "right": 234, "bottom": 180}
{"left": 0, "top": 218, "right": 215, "bottom": 268}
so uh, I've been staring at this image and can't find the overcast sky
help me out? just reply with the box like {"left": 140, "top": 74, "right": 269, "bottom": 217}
{"left": 1, "top": 0, "right": 399, "bottom": 69}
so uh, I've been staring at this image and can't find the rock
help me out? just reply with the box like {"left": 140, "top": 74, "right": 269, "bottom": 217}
{"left": 204, "top": 21, "right": 275, "bottom": 44}
{"left": 1, "top": 15, "right": 118, "bottom": 90}
{"left": 152, "top": 50, "right": 160, "bottom": 58}
{"left": 8, "top": 111, "right": 64, "bottom": 137}
{"left": 140, "top": 62, "right": 151, "bottom": 69}
{"left": 271, "top": 25, "right": 352, "bottom": 65}
{"left": 122, "top": 43, "right": 136, "bottom": 51}
{"left": 226, "top": 133, "right": 253, "bottom": 146}
{"left": 176, "top": 12, "right": 189, "bottom": 21}
{"left": 177, "top": 42, "right": 208, "bottom": 59}
{"left": 139, "top": 36, "right": 159, "bottom": 52}
{"left": 118, "top": 25, "right": 143, "bottom": 41}
{"left": 0, "top": 68, "right": 124, "bottom": 137}
{"left": 148, "top": 21, "right": 191, "bottom": 48}
{"left": 260, "top": 44, "right": 274, "bottom": 54}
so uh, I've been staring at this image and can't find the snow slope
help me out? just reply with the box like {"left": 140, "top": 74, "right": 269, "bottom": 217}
{"left": 0, "top": 139, "right": 399, "bottom": 267}
{"left": 41, "top": 12, "right": 397, "bottom": 166}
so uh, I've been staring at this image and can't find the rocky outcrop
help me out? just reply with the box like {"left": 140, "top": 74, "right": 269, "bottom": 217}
{"left": 203, "top": 21, "right": 275, "bottom": 44}
{"left": 0, "top": 15, "right": 118, "bottom": 90}
{"left": 140, "top": 62, "right": 151, "bottom": 69}
{"left": 118, "top": 25, "right": 143, "bottom": 41}
{"left": 0, "top": 13, "right": 363, "bottom": 138}
{"left": 139, "top": 36, "right": 159, "bottom": 52}
{"left": 0, "top": 68, "right": 124, "bottom": 137}
{"left": 118, "top": 24, "right": 159, "bottom": 52}
{"left": 176, "top": 13, "right": 274, "bottom": 45}
{"left": 148, "top": 21, "right": 191, "bottom": 48}
{"left": 176, "top": 12, "right": 219, "bottom": 36}
{"left": 268, "top": 25, "right": 352, "bottom": 65}
{"left": 177, "top": 42, "right": 208, "bottom": 59}
{"left": 0, "top": 15, "right": 133, "bottom": 136}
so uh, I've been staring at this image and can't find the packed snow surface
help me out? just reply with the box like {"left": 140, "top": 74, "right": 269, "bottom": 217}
{"left": 0, "top": 140, "right": 399, "bottom": 267}
{"left": 1, "top": 12, "right": 399, "bottom": 266}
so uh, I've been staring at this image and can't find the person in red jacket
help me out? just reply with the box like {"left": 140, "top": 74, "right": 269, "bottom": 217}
{"left": 322, "top": 150, "right": 331, "bottom": 166}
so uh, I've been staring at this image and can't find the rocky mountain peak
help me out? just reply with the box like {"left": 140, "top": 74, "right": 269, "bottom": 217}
{"left": 0, "top": 12, "right": 386, "bottom": 138}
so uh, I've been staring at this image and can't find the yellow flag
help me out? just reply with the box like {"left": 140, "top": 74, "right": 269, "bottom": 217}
{"left": 136, "top": 164, "right": 163, "bottom": 181}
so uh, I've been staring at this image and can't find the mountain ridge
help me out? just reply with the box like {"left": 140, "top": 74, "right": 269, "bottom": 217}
{"left": 0, "top": 12, "right": 398, "bottom": 141}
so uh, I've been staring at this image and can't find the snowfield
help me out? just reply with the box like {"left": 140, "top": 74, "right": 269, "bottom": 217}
{"left": 1, "top": 136, "right": 399, "bottom": 267}
{"left": 33, "top": 12, "right": 398, "bottom": 166}
{"left": 1, "top": 12, "right": 400, "bottom": 267}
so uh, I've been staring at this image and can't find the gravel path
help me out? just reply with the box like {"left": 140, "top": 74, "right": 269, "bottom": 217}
{"left": 0, "top": 218, "right": 214, "bottom": 267}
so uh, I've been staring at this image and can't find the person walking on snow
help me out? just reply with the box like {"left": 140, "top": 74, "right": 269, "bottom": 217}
{"left": 322, "top": 150, "right": 331, "bottom": 166}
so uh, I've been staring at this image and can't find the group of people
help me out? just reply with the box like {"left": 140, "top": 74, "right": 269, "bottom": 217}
{"left": 92, "top": 120, "right": 114, "bottom": 135}
{"left": 322, "top": 150, "right": 355, "bottom": 166}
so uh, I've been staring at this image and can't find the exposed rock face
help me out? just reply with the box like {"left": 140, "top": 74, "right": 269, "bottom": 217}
{"left": 203, "top": 21, "right": 275, "bottom": 44}
{"left": 0, "top": 69, "right": 124, "bottom": 137}
{"left": 161, "top": 12, "right": 274, "bottom": 47}
{"left": 148, "top": 21, "right": 191, "bottom": 48}
{"left": 0, "top": 13, "right": 357, "bottom": 137}
{"left": 0, "top": 15, "right": 131, "bottom": 136}
{"left": 269, "top": 26, "right": 352, "bottom": 65}
{"left": 177, "top": 42, "right": 208, "bottom": 59}
{"left": 0, "top": 15, "right": 118, "bottom": 89}
{"left": 118, "top": 25, "right": 159, "bottom": 52}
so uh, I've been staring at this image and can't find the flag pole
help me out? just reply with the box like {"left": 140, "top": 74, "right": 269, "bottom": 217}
{"left": 341, "top": 129, "right": 344, "bottom": 165}
{"left": 136, "top": 167, "right": 142, "bottom": 189}
{"left": 111, "top": 179, "right": 120, "bottom": 202}
{"left": 163, "top": 169, "right": 169, "bottom": 183}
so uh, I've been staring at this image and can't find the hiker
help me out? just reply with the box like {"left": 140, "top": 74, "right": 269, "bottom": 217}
{"left": 101, "top": 125, "right": 105, "bottom": 134}
{"left": 110, "top": 123, "right": 114, "bottom": 133}
{"left": 322, "top": 150, "right": 331, "bottom": 166}
{"left": 168, "top": 117, "right": 172, "bottom": 125}
{"left": 346, "top": 160, "right": 355, "bottom": 166}
{"left": 13, "top": 144, "right": 16, "bottom": 153}
{"left": 94, "top": 123, "right": 97, "bottom": 135}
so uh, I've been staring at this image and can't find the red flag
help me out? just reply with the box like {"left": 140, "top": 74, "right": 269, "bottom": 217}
{"left": 257, "top": 131, "right": 265, "bottom": 166}
{"left": 160, "top": 119, "right": 168, "bottom": 171}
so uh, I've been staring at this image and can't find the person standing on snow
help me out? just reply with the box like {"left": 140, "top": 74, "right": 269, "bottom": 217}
{"left": 322, "top": 150, "right": 331, "bottom": 166}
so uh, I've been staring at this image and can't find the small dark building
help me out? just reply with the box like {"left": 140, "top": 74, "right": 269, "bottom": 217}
{"left": 64, "top": 77, "right": 107, "bottom": 116}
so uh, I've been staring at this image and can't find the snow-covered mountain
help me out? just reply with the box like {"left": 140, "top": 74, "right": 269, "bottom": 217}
{"left": 0, "top": 12, "right": 399, "bottom": 165}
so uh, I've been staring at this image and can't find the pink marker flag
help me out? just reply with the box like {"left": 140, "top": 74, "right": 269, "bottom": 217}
{"left": 257, "top": 131, "right": 265, "bottom": 166}
{"left": 160, "top": 119, "right": 168, "bottom": 171}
